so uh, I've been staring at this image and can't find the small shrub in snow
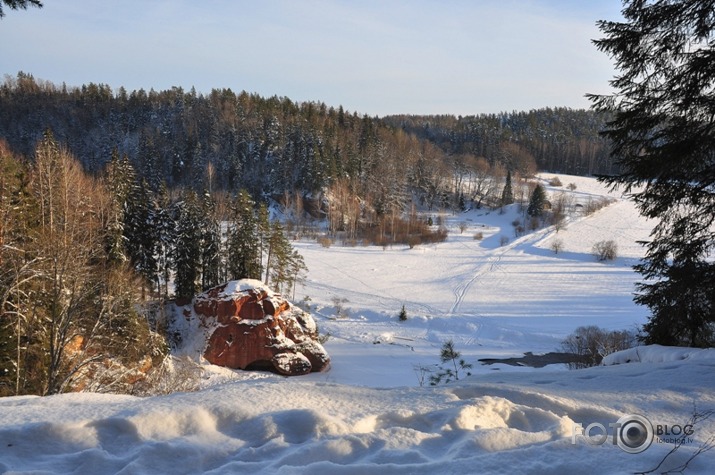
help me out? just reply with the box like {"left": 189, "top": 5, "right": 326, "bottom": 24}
{"left": 500, "top": 235, "right": 510, "bottom": 246}
{"left": 317, "top": 235, "right": 332, "bottom": 248}
{"left": 635, "top": 406, "right": 715, "bottom": 474}
{"left": 550, "top": 239, "right": 564, "bottom": 254}
{"left": 297, "top": 295, "right": 312, "bottom": 313}
{"left": 473, "top": 231, "right": 484, "bottom": 241}
{"left": 398, "top": 305, "right": 408, "bottom": 321}
{"left": 458, "top": 221, "right": 468, "bottom": 234}
{"left": 548, "top": 176, "right": 563, "bottom": 187}
{"left": 582, "top": 197, "right": 615, "bottom": 216}
{"left": 561, "top": 326, "right": 637, "bottom": 369}
{"left": 413, "top": 364, "right": 432, "bottom": 387}
{"left": 592, "top": 240, "right": 618, "bottom": 261}
{"left": 332, "top": 296, "right": 350, "bottom": 318}
{"left": 567, "top": 182, "right": 577, "bottom": 191}
{"left": 430, "top": 339, "right": 472, "bottom": 385}
{"left": 407, "top": 235, "right": 422, "bottom": 249}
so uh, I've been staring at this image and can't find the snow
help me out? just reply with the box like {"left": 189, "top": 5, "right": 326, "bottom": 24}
{"left": 603, "top": 345, "right": 715, "bottom": 365}
{"left": 2, "top": 174, "right": 714, "bottom": 474}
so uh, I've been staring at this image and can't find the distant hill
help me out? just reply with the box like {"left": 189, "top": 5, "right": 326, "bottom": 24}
{"left": 1, "top": 73, "right": 613, "bottom": 204}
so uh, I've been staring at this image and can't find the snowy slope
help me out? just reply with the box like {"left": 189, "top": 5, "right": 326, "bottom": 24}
{"left": 2, "top": 174, "right": 713, "bottom": 474}
{"left": 291, "top": 174, "right": 655, "bottom": 387}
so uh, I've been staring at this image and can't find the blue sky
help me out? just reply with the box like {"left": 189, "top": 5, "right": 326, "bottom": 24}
{"left": 0, "top": 0, "right": 623, "bottom": 116}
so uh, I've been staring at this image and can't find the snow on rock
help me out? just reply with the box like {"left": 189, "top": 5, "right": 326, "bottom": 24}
{"left": 602, "top": 344, "right": 715, "bottom": 366}
{"left": 184, "top": 279, "right": 330, "bottom": 376}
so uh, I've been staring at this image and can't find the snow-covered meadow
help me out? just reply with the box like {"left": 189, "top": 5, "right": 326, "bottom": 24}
{"left": 1, "top": 174, "right": 714, "bottom": 474}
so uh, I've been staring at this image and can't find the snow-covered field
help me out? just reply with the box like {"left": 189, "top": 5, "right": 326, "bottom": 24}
{"left": 2, "top": 174, "right": 714, "bottom": 474}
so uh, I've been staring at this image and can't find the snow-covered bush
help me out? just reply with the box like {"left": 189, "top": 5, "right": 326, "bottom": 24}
{"left": 132, "top": 356, "right": 203, "bottom": 396}
{"left": 582, "top": 197, "right": 615, "bottom": 216}
{"left": 592, "top": 240, "right": 618, "bottom": 261}
{"left": 561, "top": 326, "right": 637, "bottom": 369}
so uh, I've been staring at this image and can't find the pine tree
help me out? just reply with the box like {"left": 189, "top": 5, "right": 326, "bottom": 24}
{"left": 526, "top": 183, "right": 547, "bottom": 218}
{"left": 501, "top": 170, "right": 514, "bottom": 206}
{"left": 265, "top": 219, "right": 293, "bottom": 291}
{"left": 429, "top": 339, "right": 472, "bottom": 385}
{"left": 589, "top": 0, "right": 715, "bottom": 347}
{"left": 287, "top": 249, "right": 308, "bottom": 301}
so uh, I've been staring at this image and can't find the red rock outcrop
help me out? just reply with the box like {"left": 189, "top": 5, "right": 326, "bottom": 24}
{"left": 193, "top": 280, "right": 330, "bottom": 376}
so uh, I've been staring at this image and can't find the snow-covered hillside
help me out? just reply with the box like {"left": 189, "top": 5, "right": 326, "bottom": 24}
{"left": 292, "top": 174, "right": 655, "bottom": 387}
{"left": 2, "top": 174, "right": 713, "bottom": 474}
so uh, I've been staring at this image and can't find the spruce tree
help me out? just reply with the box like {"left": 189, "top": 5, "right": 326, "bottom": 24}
{"left": 104, "top": 150, "right": 134, "bottom": 264}
{"left": 0, "top": 0, "right": 43, "bottom": 18}
{"left": 173, "top": 191, "right": 202, "bottom": 301}
{"left": 501, "top": 170, "right": 514, "bottom": 206}
{"left": 154, "top": 183, "right": 175, "bottom": 298}
{"left": 106, "top": 153, "right": 158, "bottom": 299}
{"left": 398, "top": 305, "right": 408, "bottom": 321}
{"left": 126, "top": 179, "right": 158, "bottom": 298}
{"left": 227, "top": 190, "right": 261, "bottom": 281}
{"left": 526, "top": 183, "right": 547, "bottom": 218}
{"left": 200, "top": 191, "right": 222, "bottom": 291}
{"left": 589, "top": 0, "right": 715, "bottom": 347}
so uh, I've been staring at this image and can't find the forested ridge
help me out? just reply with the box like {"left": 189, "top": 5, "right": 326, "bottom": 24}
{"left": 384, "top": 109, "right": 613, "bottom": 176}
{"left": 1, "top": 73, "right": 612, "bottom": 202}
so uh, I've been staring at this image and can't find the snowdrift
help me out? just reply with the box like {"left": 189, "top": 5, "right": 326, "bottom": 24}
{"left": 1, "top": 353, "right": 714, "bottom": 474}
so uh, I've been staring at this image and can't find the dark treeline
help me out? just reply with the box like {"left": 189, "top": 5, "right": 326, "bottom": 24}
{"left": 384, "top": 109, "right": 613, "bottom": 176}
{"left": 1, "top": 73, "right": 611, "bottom": 207}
